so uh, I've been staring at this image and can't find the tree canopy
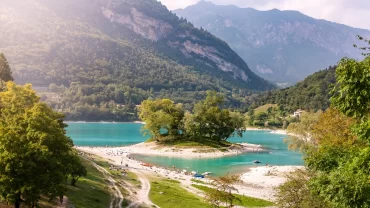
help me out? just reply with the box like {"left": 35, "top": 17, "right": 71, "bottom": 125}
{"left": 139, "top": 91, "right": 245, "bottom": 144}
{"left": 0, "top": 54, "right": 14, "bottom": 90}
{"left": 0, "top": 82, "right": 84, "bottom": 208}
{"left": 277, "top": 51, "right": 370, "bottom": 207}
{"left": 139, "top": 99, "right": 184, "bottom": 140}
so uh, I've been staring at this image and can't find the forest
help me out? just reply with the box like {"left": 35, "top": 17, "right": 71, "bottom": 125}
{"left": 0, "top": 0, "right": 276, "bottom": 121}
{"left": 246, "top": 66, "right": 337, "bottom": 112}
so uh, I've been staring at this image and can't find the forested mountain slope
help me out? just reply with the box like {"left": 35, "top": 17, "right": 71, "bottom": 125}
{"left": 0, "top": 0, "right": 274, "bottom": 120}
{"left": 246, "top": 66, "right": 336, "bottom": 112}
{"left": 175, "top": 1, "right": 369, "bottom": 85}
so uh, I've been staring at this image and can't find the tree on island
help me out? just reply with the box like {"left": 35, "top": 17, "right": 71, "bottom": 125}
{"left": 0, "top": 82, "right": 85, "bottom": 208}
{"left": 139, "top": 91, "right": 245, "bottom": 144}
{"left": 139, "top": 98, "right": 184, "bottom": 141}
{"left": 184, "top": 91, "right": 245, "bottom": 143}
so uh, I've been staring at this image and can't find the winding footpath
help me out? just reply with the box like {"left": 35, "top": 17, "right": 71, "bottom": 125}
{"left": 92, "top": 162, "right": 124, "bottom": 208}
{"left": 90, "top": 158, "right": 157, "bottom": 208}
{"left": 126, "top": 169, "right": 158, "bottom": 208}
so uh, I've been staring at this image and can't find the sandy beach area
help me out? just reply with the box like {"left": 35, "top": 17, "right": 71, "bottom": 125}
{"left": 76, "top": 144, "right": 302, "bottom": 200}
{"left": 77, "top": 142, "right": 266, "bottom": 159}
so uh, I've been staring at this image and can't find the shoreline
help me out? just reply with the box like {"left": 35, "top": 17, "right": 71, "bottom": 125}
{"left": 77, "top": 142, "right": 267, "bottom": 159}
{"left": 65, "top": 121, "right": 145, "bottom": 124}
{"left": 77, "top": 146, "right": 302, "bottom": 200}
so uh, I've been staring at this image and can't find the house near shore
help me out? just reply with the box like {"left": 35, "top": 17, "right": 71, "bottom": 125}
{"left": 292, "top": 109, "right": 304, "bottom": 117}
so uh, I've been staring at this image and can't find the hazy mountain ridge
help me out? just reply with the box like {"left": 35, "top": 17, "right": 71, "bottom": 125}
{"left": 175, "top": 1, "right": 370, "bottom": 84}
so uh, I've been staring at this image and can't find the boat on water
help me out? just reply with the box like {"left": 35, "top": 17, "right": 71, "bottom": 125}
{"left": 253, "top": 160, "right": 261, "bottom": 164}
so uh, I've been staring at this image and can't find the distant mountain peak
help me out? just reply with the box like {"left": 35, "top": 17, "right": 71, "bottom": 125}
{"left": 175, "top": 3, "right": 370, "bottom": 84}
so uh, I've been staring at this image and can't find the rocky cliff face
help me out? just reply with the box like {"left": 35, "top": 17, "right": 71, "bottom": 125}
{"left": 102, "top": 7, "right": 173, "bottom": 41}
{"left": 99, "top": 0, "right": 265, "bottom": 86}
{"left": 175, "top": 1, "right": 370, "bottom": 85}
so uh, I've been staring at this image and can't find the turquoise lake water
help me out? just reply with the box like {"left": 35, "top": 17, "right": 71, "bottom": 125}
{"left": 66, "top": 122, "right": 303, "bottom": 175}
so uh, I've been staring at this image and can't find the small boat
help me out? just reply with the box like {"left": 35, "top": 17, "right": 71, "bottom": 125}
{"left": 193, "top": 174, "right": 205, "bottom": 178}
{"left": 253, "top": 160, "right": 261, "bottom": 164}
{"left": 202, "top": 172, "right": 212, "bottom": 175}
{"left": 141, "top": 163, "right": 153, "bottom": 167}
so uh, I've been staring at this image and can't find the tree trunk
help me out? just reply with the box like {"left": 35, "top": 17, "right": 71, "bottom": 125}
{"left": 71, "top": 177, "right": 76, "bottom": 186}
{"left": 14, "top": 192, "right": 21, "bottom": 208}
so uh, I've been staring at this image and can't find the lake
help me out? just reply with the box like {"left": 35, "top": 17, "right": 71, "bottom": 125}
{"left": 66, "top": 122, "right": 303, "bottom": 175}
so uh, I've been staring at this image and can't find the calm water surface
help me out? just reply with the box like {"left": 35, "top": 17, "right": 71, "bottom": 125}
{"left": 66, "top": 123, "right": 303, "bottom": 175}
{"left": 66, "top": 122, "right": 148, "bottom": 146}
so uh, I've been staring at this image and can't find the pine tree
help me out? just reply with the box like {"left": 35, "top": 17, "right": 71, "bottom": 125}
{"left": 0, "top": 53, "right": 14, "bottom": 82}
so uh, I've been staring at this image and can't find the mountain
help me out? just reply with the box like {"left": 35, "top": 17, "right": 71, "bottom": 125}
{"left": 0, "top": 0, "right": 275, "bottom": 121}
{"left": 247, "top": 66, "right": 336, "bottom": 112}
{"left": 175, "top": 1, "right": 370, "bottom": 85}
{"left": 0, "top": 0, "right": 273, "bottom": 90}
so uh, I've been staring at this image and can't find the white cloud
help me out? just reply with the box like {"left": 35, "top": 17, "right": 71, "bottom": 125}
{"left": 158, "top": 0, "right": 370, "bottom": 30}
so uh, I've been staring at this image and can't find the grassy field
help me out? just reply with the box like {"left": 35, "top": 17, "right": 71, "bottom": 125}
{"left": 150, "top": 179, "right": 210, "bottom": 208}
{"left": 65, "top": 157, "right": 111, "bottom": 208}
{"left": 192, "top": 184, "right": 275, "bottom": 207}
{"left": 254, "top": 104, "right": 278, "bottom": 114}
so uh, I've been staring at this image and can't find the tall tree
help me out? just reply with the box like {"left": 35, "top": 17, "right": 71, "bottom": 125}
{"left": 0, "top": 82, "right": 82, "bottom": 208}
{"left": 0, "top": 53, "right": 13, "bottom": 83}
{"left": 184, "top": 91, "right": 245, "bottom": 142}
{"left": 139, "top": 99, "right": 184, "bottom": 141}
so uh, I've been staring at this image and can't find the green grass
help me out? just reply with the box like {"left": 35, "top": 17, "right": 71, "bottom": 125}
{"left": 65, "top": 158, "right": 111, "bottom": 208}
{"left": 150, "top": 179, "right": 210, "bottom": 208}
{"left": 149, "top": 139, "right": 234, "bottom": 149}
{"left": 87, "top": 154, "right": 141, "bottom": 187}
{"left": 192, "top": 184, "right": 275, "bottom": 207}
{"left": 254, "top": 104, "right": 278, "bottom": 114}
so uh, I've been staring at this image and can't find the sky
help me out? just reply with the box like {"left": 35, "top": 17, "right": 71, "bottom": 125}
{"left": 158, "top": 0, "right": 370, "bottom": 30}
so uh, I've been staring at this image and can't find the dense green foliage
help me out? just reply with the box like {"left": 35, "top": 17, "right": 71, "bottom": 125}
{"left": 277, "top": 54, "right": 370, "bottom": 207}
{"left": 274, "top": 169, "right": 328, "bottom": 208}
{"left": 246, "top": 104, "right": 293, "bottom": 128}
{"left": 1, "top": 0, "right": 274, "bottom": 121}
{"left": 0, "top": 82, "right": 85, "bottom": 208}
{"left": 139, "top": 99, "right": 184, "bottom": 140}
{"left": 139, "top": 91, "right": 245, "bottom": 144}
{"left": 247, "top": 66, "right": 336, "bottom": 113}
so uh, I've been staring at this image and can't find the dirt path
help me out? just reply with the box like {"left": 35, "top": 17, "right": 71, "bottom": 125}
{"left": 56, "top": 196, "right": 69, "bottom": 208}
{"left": 92, "top": 163, "right": 123, "bottom": 208}
{"left": 127, "top": 169, "right": 158, "bottom": 208}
